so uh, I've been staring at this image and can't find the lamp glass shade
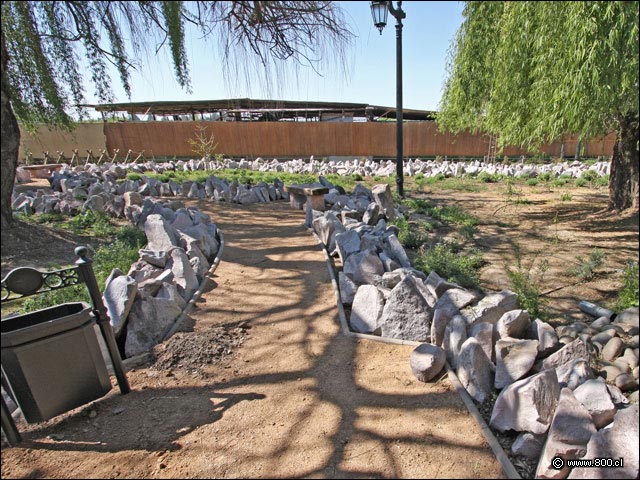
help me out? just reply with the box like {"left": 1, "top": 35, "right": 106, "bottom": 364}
{"left": 370, "top": 1, "right": 388, "bottom": 33}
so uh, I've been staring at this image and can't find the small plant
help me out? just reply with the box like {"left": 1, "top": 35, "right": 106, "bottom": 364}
{"left": 187, "top": 123, "right": 219, "bottom": 160}
{"left": 617, "top": 261, "right": 639, "bottom": 309}
{"left": 560, "top": 193, "right": 573, "bottom": 202}
{"left": 526, "top": 178, "right": 539, "bottom": 186}
{"left": 595, "top": 174, "right": 609, "bottom": 187}
{"left": 477, "top": 171, "right": 499, "bottom": 183}
{"left": 539, "top": 172, "right": 553, "bottom": 182}
{"left": 568, "top": 247, "right": 605, "bottom": 281}
{"left": 506, "top": 245, "right": 549, "bottom": 319}
{"left": 352, "top": 173, "right": 363, "bottom": 182}
{"left": 580, "top": 170, "right": 599, "bottom": 182}
{"left": 126, "top": 173, "right": 142, "bottom": 181}
{"left": 415, "top": 242, "right": 484, "bottom": 289}
{"left": 575, "top": 178, "right": 588, "bottom": 187}
{"left": 392, "top": 216, "right": 430, "bottom": 249}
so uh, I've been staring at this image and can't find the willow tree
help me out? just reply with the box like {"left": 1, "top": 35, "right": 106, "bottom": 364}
{"left": 0, "top": 1, "right": 353, "bottom": 228}
{"left": 438, "top": 1, "right": 639, "bottom": 211}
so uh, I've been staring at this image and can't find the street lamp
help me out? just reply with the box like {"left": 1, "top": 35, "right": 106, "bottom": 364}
{"left": 370, "top": 1, "right": 406, "bottom": 197}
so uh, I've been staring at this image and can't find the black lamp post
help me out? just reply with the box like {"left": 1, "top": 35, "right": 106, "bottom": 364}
{"left": 371, "top": 1, "right": 406, "bottom": 197}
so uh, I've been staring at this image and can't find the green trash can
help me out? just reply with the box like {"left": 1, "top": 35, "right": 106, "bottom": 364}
{"left": 1, "top": 302, "right": 112, "bottom": 423}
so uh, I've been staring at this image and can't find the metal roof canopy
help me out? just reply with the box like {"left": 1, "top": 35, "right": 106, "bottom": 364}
{"left": 84, "top": 98, "right": 436, "bottom": 121}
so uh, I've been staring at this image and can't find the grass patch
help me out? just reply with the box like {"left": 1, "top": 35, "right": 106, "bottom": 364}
{"left": 391, "top": 216, "right": 431, "bottom": 249}
{"left": 414, "top": 242, "right": 484, "bottom": 290}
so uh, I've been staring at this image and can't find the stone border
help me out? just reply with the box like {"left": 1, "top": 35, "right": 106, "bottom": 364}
{"left": 162, "top": 230, "right": 226, "bottom": 342}
{"left": 309, "top": 227, "right": 521, "bottom": 480}
{"left": 106, "top": 229, "right": 226, "bottom": 373}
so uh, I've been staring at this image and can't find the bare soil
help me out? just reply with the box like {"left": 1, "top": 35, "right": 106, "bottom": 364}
{"left": 413, "top": 181, "right": 638, "bottom": 325}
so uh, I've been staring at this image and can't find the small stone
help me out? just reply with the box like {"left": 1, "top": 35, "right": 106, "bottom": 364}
{"left": 601, "top": 337, "right": 625, "bottom": 362}
{"left": 410, "top": 343, "right": 446, "bottom": 382}
{"left": 614, "top": 373, "right": 638, "bottom": 391}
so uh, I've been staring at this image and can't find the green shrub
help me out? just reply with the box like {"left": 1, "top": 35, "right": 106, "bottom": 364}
{"left": 560, "top": 193, "right": 573, "bottom": 202}
{"left": 126, "top": 173, "right": 142, "bottom": 181}
{"left": 595, "top": 174, "right": 609, "bottom": 187}
{"left": 352, "top": 173, "right": 363, "bottom": 182}
{"left": 618, "top": 261, "right": 639, "bottom": 309}
{"left": 580, "top": 170, "right": 599, "bottom": 182}
{"left": 506, "top": 249, "right": 549, "bottom": 319}
{"left": 539, "top": 172, "right": 553, "bottom": 182}
{"left": 568, "top": 248, "right": 605, "bottom": 281}
{"left": 18, "top": 225, "right": 146, "bottom": 314}
{"left": 526, "top": 178, "right": 539, "bottom": 186}
{"left": 477, "top": 171, "right": 499, "bottom": 183}
{"left": 575, "top": 178, "right": 588, "bottom": 187}
{"left": 415, "top": 242, "right": 484, "bottom": 289}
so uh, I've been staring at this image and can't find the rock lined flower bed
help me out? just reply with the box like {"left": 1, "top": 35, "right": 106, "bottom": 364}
{"left": 308, "top": 176, "right": 638, "bottom": 479}
{"left": 11, "top": 174, "right": 221, "bottom": 360}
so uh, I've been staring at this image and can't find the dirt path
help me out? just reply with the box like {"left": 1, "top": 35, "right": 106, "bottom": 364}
{"left": 2, "top": 201, "right": 503, "bottom": 479}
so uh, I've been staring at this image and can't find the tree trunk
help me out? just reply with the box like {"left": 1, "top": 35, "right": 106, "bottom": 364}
{"left": 1, "top": 31, "right": 20, "bottom": 229}
{"left": 609, "top": 113, "right": 639, "bottom": 211}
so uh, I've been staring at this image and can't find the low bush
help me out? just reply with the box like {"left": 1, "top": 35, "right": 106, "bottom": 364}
{"left": 415, "top": 242, "right": 484, "bottom": 290}
{"left": 617, "top": 261, "right": 639, "bottom": 309}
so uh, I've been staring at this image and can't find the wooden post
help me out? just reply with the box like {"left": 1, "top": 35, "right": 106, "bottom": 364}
{"left": 84, "top": 149, "right": 94, "bottom": 166}
{"left": 111, "top": 149, "right": 120, "bottom": 163}
{"left": 70, "top": 149, "right": 79, "bottom": 166}
{"left": 56, "top": 151, "right": 65, "bottom": 163}
{"left": 43, "top": 151, "right": 51, "bottom": 163}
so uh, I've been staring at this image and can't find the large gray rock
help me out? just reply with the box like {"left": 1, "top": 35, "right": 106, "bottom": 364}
{"left": 614, "top": 306, "right": 639, "bottom": 328}
{"left": 349, "top": 285, "right": 385, "bottom": 334}
{"left": 555, "top": 358, "right": 595, "bottom": 390}
{"left": 343, "top": 250, "right": 385, "bottom": 286}
{"left": 434, "top": 288, "right": 480, "bottom": 312}
{"left": 567, "top": 405, "right": 639, "bottom": 479}
{"left": 490, "top": 369, "right": 561, "bottom": 434}
{"left": 430, "top": 305, "right": 460, "bottom": 347}
{"left": 379, "top": 276, "right": 433, "bottom": 342}
{"left": 461, "top": 290, "right": 519, "bottom": 327}
{"left": 542, "top": 339, "right": 590, "bottom": 370}
{"left": 410, "top": 343, "right": 446, "bottom": 382}
{"left": 371, "top": 183, "right": 395, "bottom": 221}
{"left": 144, "top": 214, "right": 179, "bottom": 252}
{"left": 494, "top": 338, "right": 539, "bottom": 389}
{"left": 424, "top": 271, "right": 459, "bottom": 299}
{"left": 529, "top": 319, "right": 560, "bottom": 355}
{"left": 456, "top": 337, "right": 495, "bottom": 403}
{"left": 124, "top": 284, "right": 186, "bottom": 357}
{"left": 573, "top": 379, "right": 617, "bottom": 428}
{"left": 102, "top": 273, "right": 138, "bottom": 338}
{"left": 384, "top": 234, "right": 411, "bottom": 268}
{"left": 167, "top": 247, "right": 199, "bottom": 301}
{"left": 471, "top": 322, "right": 495, "bottom": 364}
{"left": 601, "top": 336, "right": 625, "bottom": 362}
{"left": 511, "top": 432, "right": 546, "bottom": 459}
{"left": 536, "top": 388, "right": 597, "bottom": 479}
{"left": 334, "top": 230, "right": 362, "bottom": 263}
{"left": 312, "top": 211, "right": 345, "bottom": 253}
{"left": 339, "top": 272, "right": 358, "bottom": 305}
{"left": 496, "top": 309, "right": 531, "bottom": 339}
{"left": 443, "top": 314, "right": 468, "bottom": 369}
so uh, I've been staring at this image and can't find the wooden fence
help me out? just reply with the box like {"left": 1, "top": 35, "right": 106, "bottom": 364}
{"left": 19, "top": 121, "right": 617, "bottom": 161}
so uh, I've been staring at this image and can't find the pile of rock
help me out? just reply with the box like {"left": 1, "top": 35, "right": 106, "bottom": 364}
{"left": 309, "top": 178, "right": 638, "bottom": 479}
{"left": 11, "top": 175, "right": 221, "bottom": 359}
{"left": 128, "top": 156, "right": 611, "bottom": 180}
{"left": 105, "top": 201, "right": 220, "bottom": 358}
{"left": 12, "top": 167, "right": 290, "bottom": 216}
